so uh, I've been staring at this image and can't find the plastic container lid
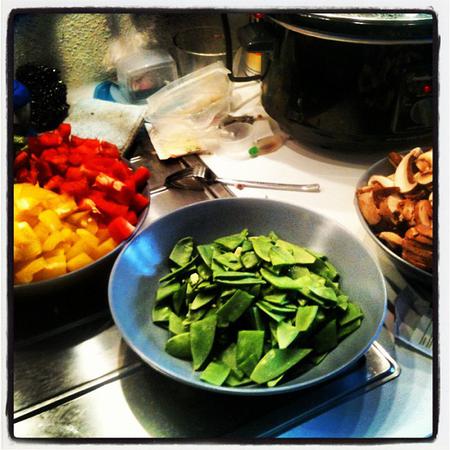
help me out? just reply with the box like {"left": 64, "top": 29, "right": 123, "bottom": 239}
{"left": 145, "top": 62, "right": 232, "bottom": 129}
{"left": 117, "top": 49, "right": 176, "bottom": 77}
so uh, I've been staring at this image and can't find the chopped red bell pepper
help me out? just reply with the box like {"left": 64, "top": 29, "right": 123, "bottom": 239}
{"left": 16, "top": 168, "right": 31, "bottom": 183}
{"left": 100, "top": 141, "right": 120, "bottom": 159}
{"left": 65, "top": 167, "right": 84, "bottom": 181}
{"left": 57, "top": 123, "right": 71, "bottom": 141}
{"left": 108, "top": 216, "right": 136, "bottom": 243}
{"left": 132, "top": 192, "right": 150, "bottom": 212}
{"left": 60, "top": 178, "right": 90, "bottom": 201}
{"left": 88, "top": 190, "right": 129, "bottom": 219}
{"left": 110, "top": 160, "right": 131, "bottom": 181}
{"left": 14, "top": 151, "right": 29, "bottom": 171}
{"left": 132, "top": 166, "right": 151, "bottom": 189}
{"left": 36, "top": 131, "right": 63, "bottom": 148}
{"left": 125, "top": 210, "right": 138, "bottom": 226}
{"left": 44, "top": 175, "right": 64, "bottom": 191}
{"left": 35, "top": 159, "right": 53, "bottom": 185}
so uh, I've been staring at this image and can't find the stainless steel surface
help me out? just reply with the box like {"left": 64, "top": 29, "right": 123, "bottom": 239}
{"left": 165, "top": 165, "right": 321, "bottom": 192}
{"left": 13, "top": 338, "right": 398, "bottom": 438}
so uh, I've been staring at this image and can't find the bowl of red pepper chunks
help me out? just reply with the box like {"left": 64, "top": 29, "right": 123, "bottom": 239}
{"left": 13, "top": 122, "right": 151, "bottom": 298}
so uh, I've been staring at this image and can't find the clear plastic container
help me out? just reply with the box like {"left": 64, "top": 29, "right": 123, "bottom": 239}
{"left": 145, "top": 62, "right": 232, "bottom": 130}
{"left": 116, "top": 48, "right": 178, "bottom": 103}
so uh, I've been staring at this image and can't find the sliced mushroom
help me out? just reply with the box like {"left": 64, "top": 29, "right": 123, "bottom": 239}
{"left": 414, "top": 199, "right": 433, "bottom": 227}
{"left": 415, "top": 150, "right": 433, "bottom": 173}
{"left": 368, "top": 175, "right": 395, "bottom": 188}
{"left": 378, "top": 194, "right": 402, "bottom": 224}
{"left": 414, "top": 171, "right": 433, "bottom": 185}
{"left": 394, "top": 147, "right": 422, "bottom": 193}
{"left": 388, "top": 151, "right": 403, "bottom": 168}
{"left": 372, "top": 186, "right": 400, "bottom": 206}
{"left": 357, "top": 191, "right": 381, "bottom": 225}
{"left": 402, "top": 248, "right": 432, "bottom": 271}
{"left": 398, "top": 198, "right": 416, "bottom": 223}
{"left": 379, "top": 231, "right": 404, "bottom": 250}
{"left": 415, "top": 224, "right": 433, "bottom": 239}
{"left": 356, "top": 185, "right": 375, "bottom": 195}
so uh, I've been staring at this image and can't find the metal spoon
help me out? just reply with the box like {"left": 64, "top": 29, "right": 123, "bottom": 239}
{"left": 165, "top": 165, "right": 320, "bottom": 192}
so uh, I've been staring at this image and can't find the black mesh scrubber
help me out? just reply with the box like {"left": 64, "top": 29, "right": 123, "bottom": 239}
{"left": 15, "top": 64, "right": 70, "bottom": 132}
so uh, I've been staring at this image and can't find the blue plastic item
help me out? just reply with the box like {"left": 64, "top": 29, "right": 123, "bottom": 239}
{"left": 13, "top": 80, "right": 30, "bottom": 109}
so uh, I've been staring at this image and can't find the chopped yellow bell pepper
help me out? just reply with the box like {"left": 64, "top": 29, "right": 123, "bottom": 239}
{"left": 15, "top": 257, "right": 46, "bottom": 284}
{"left": 14, "top": 183, "right": 118, "bottom": 284}
{"left": 67, "top": 252, "right": 94, "bottom": 272}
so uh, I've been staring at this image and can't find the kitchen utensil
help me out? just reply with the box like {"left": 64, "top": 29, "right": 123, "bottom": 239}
{"left": 355, "top": 154, "right": 432, "bottom": 286}
{"left": 164, "top": 165, "right": 321, "bottom": 192}
{"left": 109, "top": 197, "right": 387, "bottom": 395}
{"left": 173, "top": 26, "right": 226, "bottom": 76}
{"left": 255, "top": 13, "right": 433, "bottom": 151}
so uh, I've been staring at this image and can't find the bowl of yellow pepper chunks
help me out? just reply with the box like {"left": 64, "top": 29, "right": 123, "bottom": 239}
{"left": 13, "top": 123, "right": 150, "bottom": 298}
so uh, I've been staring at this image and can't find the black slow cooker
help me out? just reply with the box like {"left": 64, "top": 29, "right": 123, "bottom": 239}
{"left": 259, "top": 13, "right": 434, "bottom": 151}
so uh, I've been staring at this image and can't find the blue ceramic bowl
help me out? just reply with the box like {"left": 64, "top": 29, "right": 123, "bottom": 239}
{"left": 109, "top": 198, "right": 387, "bottom": 396}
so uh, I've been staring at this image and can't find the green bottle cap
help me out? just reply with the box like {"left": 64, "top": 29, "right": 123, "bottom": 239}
{"left": 248, "top": 146, "right": 259, "bottom": 157}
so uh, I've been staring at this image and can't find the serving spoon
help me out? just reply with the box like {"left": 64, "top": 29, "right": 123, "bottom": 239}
{"left": 164, "top": 165, "right": 320, "bottom": 192}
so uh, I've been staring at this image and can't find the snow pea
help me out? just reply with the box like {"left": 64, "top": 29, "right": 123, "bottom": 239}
{"left": 213, "top": 252, "right": 243, "bottom": 271}
{"left": 260, "top": 268, "right": 310, "bottom": 290}
{"left": 159, "top": 256, "right": 198, "bottom": 283}
{"left": 190, "top": 291, "right": 216, "bottom": 311}
{"left": 155, "top": 282, "right": 181, "bottom": 303}
{"left": 269, "top": 245, "right": 296, "bottom": 267}
{"left": 339, "top": 302, "right": 364, "bottom": 326}
{"left": 169, "top": 237, "right": 194, "bottom": 267}
{"left": 236, "top": 330, "right": 265, "bottom": 376}
{"left": 241, "top": 251, "right": 259, "bottom": 269}
{"left": 250, "top": 347, "right": 312, "bottom": 384}
{"left": 152, "top": 305, "right": 172, "bottom": 324}
{"left": 220, "top": 343, "right": 245, "bottom": 379}
{"left": 169, "top": 312, "right": 188, "bottom": 335}
{"left": 249, "top": 236, "right": 273, "bottom": 262}
{"left": 191, "top": 314, "right": 217, "bottom": 370}
{"left": 197, "top": 244, "right": 214, "bottom": 267}
{"left": 165, "top": 332, "right": 192, "bottom": 359}
{"left": 276, "top": 239, "right": 316, "bottom": 264}
{"left": 276, "top": 321, "right": 300, "bottom": 349}
{"left": 338, "top": 318, "right": 362, "bottom": 340}
{"left": 214, "top": 229, "right": 248, "bottom": 251}
{"left": 295, "top": 305, "right": 318, "bottom": 332}
{"left": 217, "top": 290, "right": 255, "bottom": 326}
{"left": 214, "top": 271, "right": 266, "bottom": 286}
{"left": 314, "top": 319, "right": 338, "bottom": 354}
{"left": 200, "top": 361, "right": 231, "bottom": 386}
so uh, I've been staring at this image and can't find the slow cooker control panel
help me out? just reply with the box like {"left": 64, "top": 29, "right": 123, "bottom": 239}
{"left": 393, "top": 68, "right": 433, "bottom": 132}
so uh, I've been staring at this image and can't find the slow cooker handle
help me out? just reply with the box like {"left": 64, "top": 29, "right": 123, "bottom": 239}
{"left": 221, "top": 14, "right": 276, "bottom": 83}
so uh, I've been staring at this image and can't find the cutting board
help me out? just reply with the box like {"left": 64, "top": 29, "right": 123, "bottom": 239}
{"left": 66, "top": 98, "right": 146, "bottom": 154}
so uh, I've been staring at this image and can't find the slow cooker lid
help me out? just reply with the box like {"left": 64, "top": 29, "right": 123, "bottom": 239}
{"left": 270, "top": 12, "right": 433, "bottom": 44}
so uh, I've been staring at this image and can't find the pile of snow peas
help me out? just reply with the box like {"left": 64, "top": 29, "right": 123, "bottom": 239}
{"left": 152, "top": 229, "right": 364, "bottom": 388}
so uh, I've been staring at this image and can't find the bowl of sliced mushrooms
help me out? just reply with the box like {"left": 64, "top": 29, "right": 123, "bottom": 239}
{"left": 355, "top": 147, "right": 433, "bottom": 285}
